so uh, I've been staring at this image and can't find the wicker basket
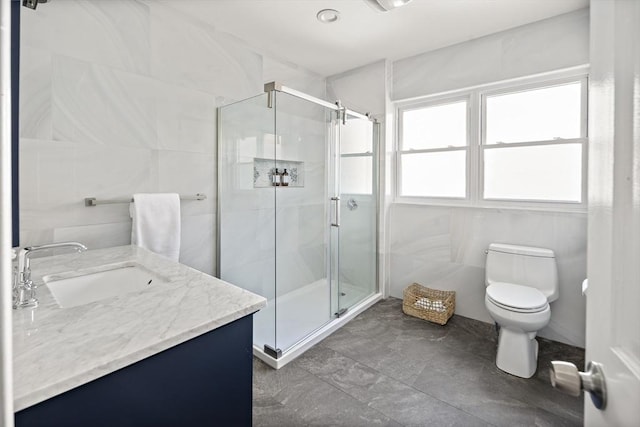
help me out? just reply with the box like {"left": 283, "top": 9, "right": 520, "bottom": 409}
{"left": 402, "top": 283, "right": 455, "bottom": 325}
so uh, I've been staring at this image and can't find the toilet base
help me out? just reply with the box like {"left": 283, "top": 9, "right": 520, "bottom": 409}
{"left": 495, "top": 327, "right": 539, "bottom": 378}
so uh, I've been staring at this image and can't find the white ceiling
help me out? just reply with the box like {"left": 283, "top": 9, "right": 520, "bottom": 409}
{"left": 161, "top": 0, "right": 589, "bottom": 77}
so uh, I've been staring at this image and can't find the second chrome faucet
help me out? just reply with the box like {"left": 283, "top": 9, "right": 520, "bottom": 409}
{"left": 13, "top": 242, "right": 88, "bottom": 309}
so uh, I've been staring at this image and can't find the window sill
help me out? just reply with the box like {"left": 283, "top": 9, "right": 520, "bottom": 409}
{"left": 392, "top": 197, "right": 587, "bottom": 215}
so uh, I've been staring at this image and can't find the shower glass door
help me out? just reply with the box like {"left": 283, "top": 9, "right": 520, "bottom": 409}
{"left": 336, "top": 114, "right": 377, "bottom": 315}
{"left": 218, "top": 86, "right": 378, "bottom": 360}
{"left": 273, "top": 91, "right": 334, "bottom": 352}
{"left": 218, "top": 93, "right": 277, "bottom": 353}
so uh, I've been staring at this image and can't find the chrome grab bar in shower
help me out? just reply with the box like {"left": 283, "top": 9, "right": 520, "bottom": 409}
{"left": 331, "top": 196, "right": 340, "bottom": 227}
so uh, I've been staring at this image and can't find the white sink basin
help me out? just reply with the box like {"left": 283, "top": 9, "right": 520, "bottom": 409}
{"left": 43, "top": 262, "right": 168, "bottom": 308}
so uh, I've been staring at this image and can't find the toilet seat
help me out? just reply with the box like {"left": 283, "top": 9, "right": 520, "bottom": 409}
{"left": 486, "top": 282, "right": 548, "bottom": 313}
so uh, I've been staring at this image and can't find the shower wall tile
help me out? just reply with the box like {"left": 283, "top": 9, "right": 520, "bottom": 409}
{"left": 276, "top": 250, "right": 322, "bottom": 296}
{"left": 339, "top": 197, "right": 377, "bottom": 286}
{"left": 220, "top": 208, "right": 276, "bottom": 270}
{"left": 149, "top": 4, "right": 262, "bottom": 101}
{"left": 20, "top": 46, "right": 52, "bottom": 140}
{"left": 222, "top": 258, "right": 276, "bottom": 300}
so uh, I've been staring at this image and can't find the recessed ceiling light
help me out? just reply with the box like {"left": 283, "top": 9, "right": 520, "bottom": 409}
{"left": 316, "top": 9, "right": 340, "bottom": 24}
{"left": 364, "top": 0, "right": 414, "bottom": 12}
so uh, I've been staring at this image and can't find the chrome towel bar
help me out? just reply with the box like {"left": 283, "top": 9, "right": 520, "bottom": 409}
{"left": 84, "top": 193, "right": 207, "bottom": 207}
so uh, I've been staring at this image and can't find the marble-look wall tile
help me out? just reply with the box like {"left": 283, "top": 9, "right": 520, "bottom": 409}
{"left": 155, "top": 84, "right": 217, "bottom": 155}
{"left": 155, "top": 150, "right": 215, "bottom": 216}
{"left": 20, "top": 0, "right": 325, "bottom": 281}
{"left": 20, "top": 46, "right": 52, "bottom": 140}
{"left": 327, "top": 60, "right": 387, "bottom": 117}
{"left": 180, "top": 214, "right": 216, "bottom": 276}
{"left": 263, "top": 56, "right": 326, "bottom": 99}
{"left": 51, "top": 55, "right": 158, "bottom": 148}
{"left": 74, "top": 145, "right": 155, "bottom": 202}
{"left": 220, "top": 208, "right": 276, "bottom": 271}
{"left": 392, "top": 9, "right": 589, "bottom": 100}
{"left": 389, "top": 204, "right": 587, "bottom": 347}
{"left": 500, "top": 9, "right": 589, "bottom": 78}
{"left": 149, "top": 4, "right": 262, "bottom": 101}
{"left": 339, "top": 197, "right": 377, "bottom": 293}
{"left": 21, "top": 138, "right": 156, "bottom": 232}
{"left": 53, "top": 222, "right": 132, "bottom": 251}
{"left": 19, "top": 139, "right": 77, "bottom": 209}
{"left": 393, "top": 37, "right": 502, "bottom": 101}
{"left": 21, "top": 0, "right": 151, "bottom": 74}
{"left": 19, "top": 229, "right": 55, "bottom": 248}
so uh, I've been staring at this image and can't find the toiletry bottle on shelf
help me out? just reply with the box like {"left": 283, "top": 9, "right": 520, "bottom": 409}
{"left": 282, "top": 169, "right": 290, "bottom": 186}
{"left": 272, "top": 168, "right": 281, "bottom": 186}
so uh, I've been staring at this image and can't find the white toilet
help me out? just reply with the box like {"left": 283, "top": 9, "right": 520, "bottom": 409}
{"left": 484, "top": 243, "right": 558, "bottom": 378}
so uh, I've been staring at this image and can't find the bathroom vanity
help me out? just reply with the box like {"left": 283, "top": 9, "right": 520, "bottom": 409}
{"left": 12, "top": 245, "right": 266, "bottom": 426}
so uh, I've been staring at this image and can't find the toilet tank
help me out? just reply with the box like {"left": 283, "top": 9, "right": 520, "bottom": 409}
{"left": 485, "top": 243, "right": 559, "bottom": 302}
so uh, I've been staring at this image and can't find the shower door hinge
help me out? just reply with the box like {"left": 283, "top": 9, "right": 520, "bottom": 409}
{"left": 267, "top": 91, "right": 273, "bottom": 109}
{"left": 264, "top": 344, "right": 282, "bottom": 359}
{"left": 264, "top": 81, "right": 282, "bottom": 109}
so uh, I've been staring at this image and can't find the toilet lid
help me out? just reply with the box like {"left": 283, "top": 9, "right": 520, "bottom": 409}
{"left": 486, "top": 282, "right": 548, "bottom": 312}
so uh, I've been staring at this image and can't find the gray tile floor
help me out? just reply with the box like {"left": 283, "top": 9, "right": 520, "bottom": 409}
{"left": 253, "top": 298, "right": 584, "bottom": 427}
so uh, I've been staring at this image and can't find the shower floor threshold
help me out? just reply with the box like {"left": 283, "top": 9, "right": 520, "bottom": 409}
{"left": 253, "top": 292, "right": 383, "bottom": 369}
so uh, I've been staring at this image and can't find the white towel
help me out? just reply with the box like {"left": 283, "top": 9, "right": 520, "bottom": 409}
{"left": 130, "top": 193, "right": 181, "bottom": 261}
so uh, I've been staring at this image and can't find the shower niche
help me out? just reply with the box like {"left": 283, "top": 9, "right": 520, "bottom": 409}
{"left": 218, "top": 83, "right": 380, "bottom": 368}
{"left": 253, "top": 158, "right": 304, "bottom": 188}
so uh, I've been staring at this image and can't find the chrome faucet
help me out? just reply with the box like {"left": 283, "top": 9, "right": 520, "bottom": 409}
{"left": 13, "top": 242, "right": 88, "bottom": 309}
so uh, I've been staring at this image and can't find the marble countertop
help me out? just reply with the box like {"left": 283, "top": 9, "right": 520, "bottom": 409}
{"left": 13, "top": 245, "right": 266, "bottom": 411}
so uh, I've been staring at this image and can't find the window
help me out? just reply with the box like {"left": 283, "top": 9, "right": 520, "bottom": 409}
{"left": 482, "top": 81, "right": 585, "bottom": 203}
{"left": 398, "top": 99, "right": 468, "bottom": 198}
{"left": 396, "top": 72, "right": 587, "bottom": 208}
{"left": 341, "top": 116, "right": 374, "bottom": 194}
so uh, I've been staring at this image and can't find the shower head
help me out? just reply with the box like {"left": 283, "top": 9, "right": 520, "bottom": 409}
{"left": 23, "top": 0, "right": 49, "bottom": 10}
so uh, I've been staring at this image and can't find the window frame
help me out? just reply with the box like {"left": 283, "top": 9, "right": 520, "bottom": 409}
{"left": 394, "top": 68, "right": 589, "bottom": 212}
{"left": 340, "top": 114, "right": 376, "bottom": 196}
{"left": 396, "top": 94, "right": 471, "bottom": 202}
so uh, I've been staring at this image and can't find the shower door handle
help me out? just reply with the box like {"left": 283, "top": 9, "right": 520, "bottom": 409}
{"left": 331, "top": 197, "right": 340, "bottom": 227}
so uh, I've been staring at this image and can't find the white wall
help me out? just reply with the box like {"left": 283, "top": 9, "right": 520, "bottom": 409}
{"left": 388, "top": 9, "right": 590, "bottom": 347}
{"left": 18, "top": 0, "right": 324, "bottom": 275}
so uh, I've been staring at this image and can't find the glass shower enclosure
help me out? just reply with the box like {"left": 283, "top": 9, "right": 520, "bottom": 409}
{"left": 218, "top": 83, "right": 379, "bottom": 368}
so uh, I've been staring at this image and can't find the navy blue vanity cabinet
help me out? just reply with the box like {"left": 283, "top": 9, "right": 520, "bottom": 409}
{"left": 15, "top": 314, "right": 254, "bottom": 427}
